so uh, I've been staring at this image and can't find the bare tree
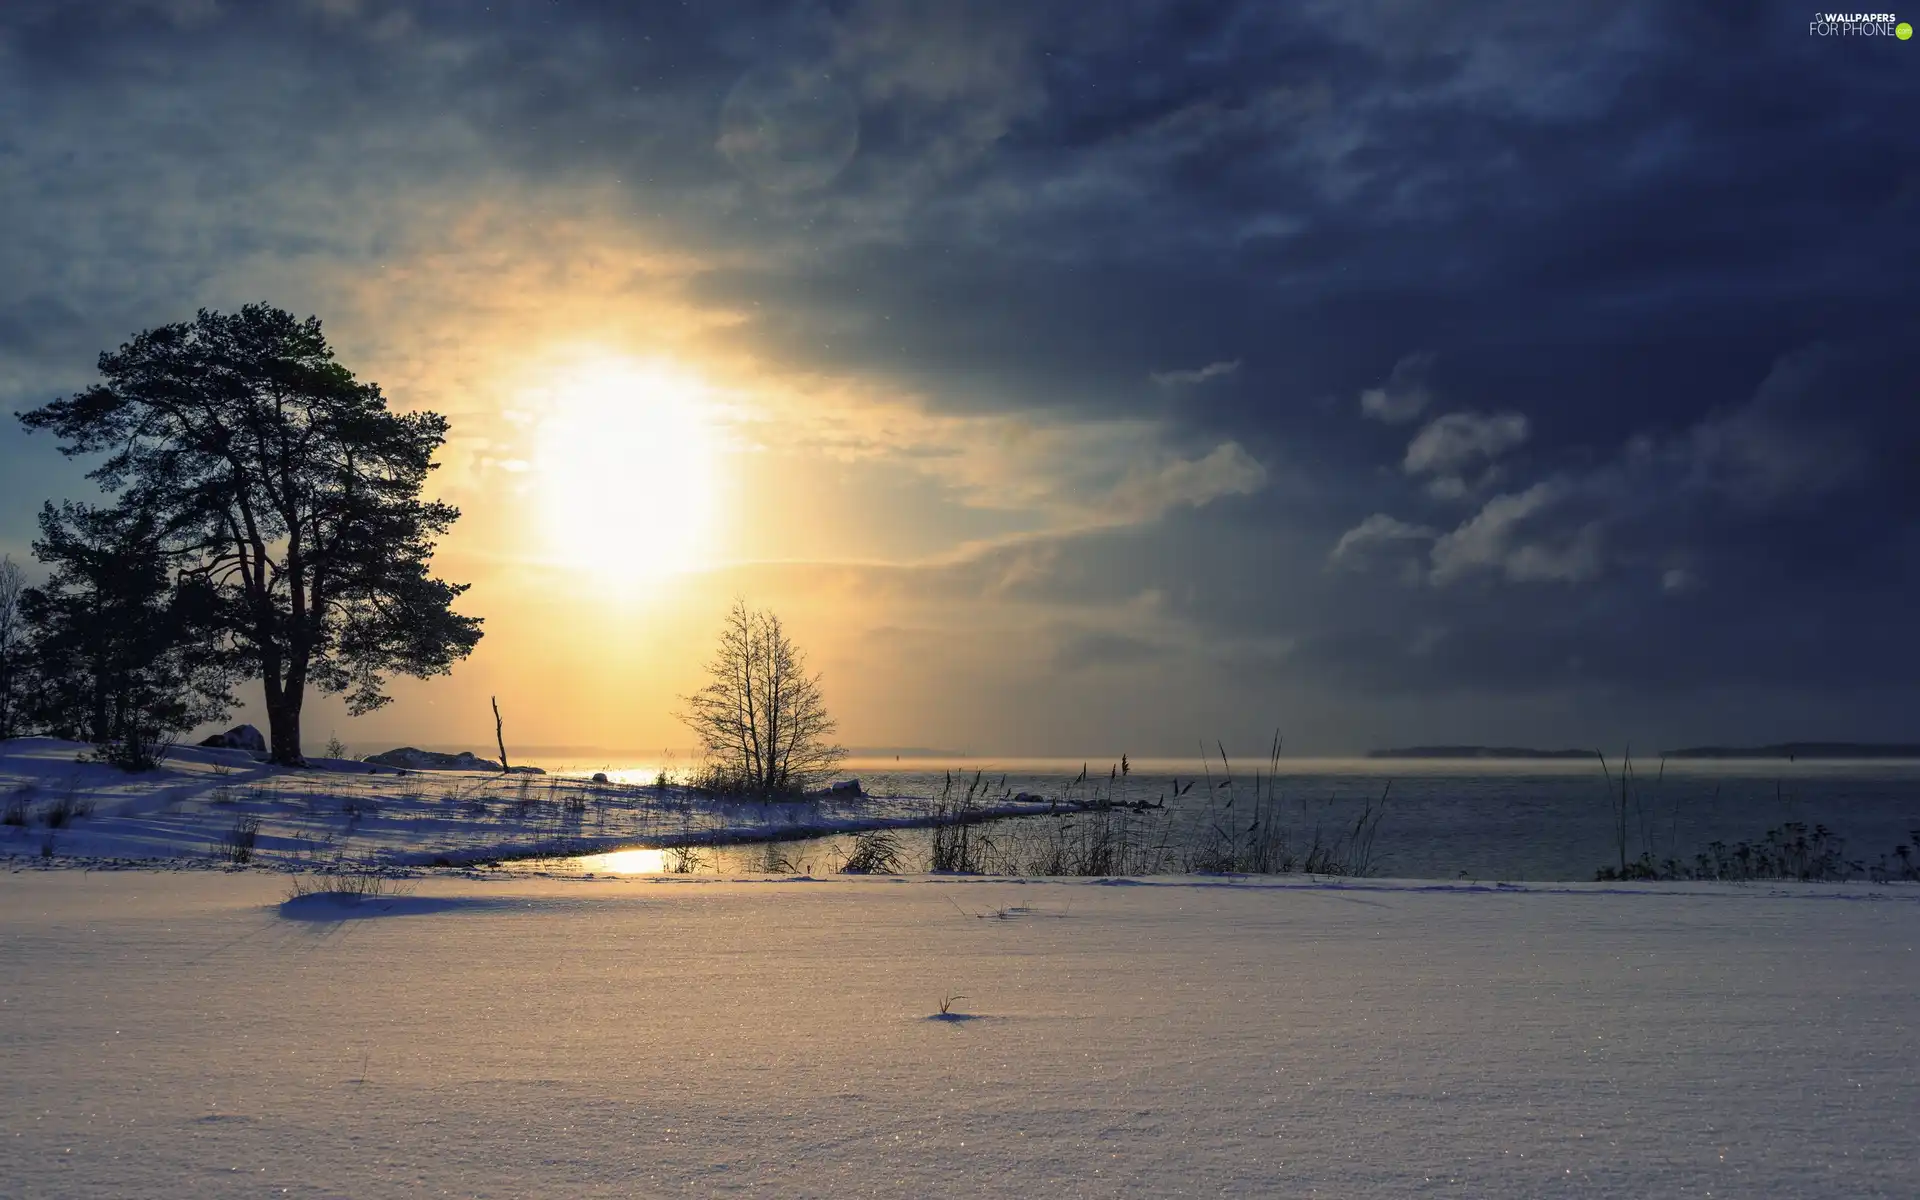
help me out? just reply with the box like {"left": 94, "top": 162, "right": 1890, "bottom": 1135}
{"left": 0, "top": 554, "right": 26, "bottom": 739}
{"left": 679, "top": 601, "right": 844, "bottom": 795}
{"left": 492, "top": 694, "right": 509, "bottom": 774}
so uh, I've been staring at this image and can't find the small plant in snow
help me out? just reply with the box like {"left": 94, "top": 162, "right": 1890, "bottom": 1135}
{"left": 509, "top": 776, "right": 537, "bottom": 820}
{"left": 41, "top": 786, "right": 93, "bottom": 829}
{"left": 285, "top": 863, "right": 409, "bottom": 900}
{"left": 221, "top": 814, "right": 262, "bottom": 863}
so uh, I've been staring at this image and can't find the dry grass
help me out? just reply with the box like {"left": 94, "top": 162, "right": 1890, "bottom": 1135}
{"left": 285, "top": 862, "right": 411, "bottom": 899}
{"left": 220, "top": 814, "right": 261, "bottom": 863}
{"left": 41, "top": 785, "right": 95, "bottom": 829}
{"left": 839, "top": 828, "right": 905, "bottom": 874}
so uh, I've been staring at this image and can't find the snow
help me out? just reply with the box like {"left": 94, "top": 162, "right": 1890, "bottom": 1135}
{"left": 0, "top": 738, "right": 1064, "bottom": 869}
{"left": 4, "top": 736, "right": 1917, "bottom": 1194}
{"left": 2, "top": 869, "right": 1916, "bottom": 1196}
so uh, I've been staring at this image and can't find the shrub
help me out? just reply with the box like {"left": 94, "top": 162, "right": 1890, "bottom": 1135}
{"left": 1595, "top": 821, "right": 1906, "bottom": 883}
{"left": 665, "top": 843, "right": 708, "bottom": 874}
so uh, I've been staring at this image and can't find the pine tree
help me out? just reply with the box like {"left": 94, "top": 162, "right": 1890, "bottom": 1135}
{"left": 17, "top": 305, "right": 483, "bottom": 763}
{"left": 22, "top": 503, "right": 235, "bottom": 769}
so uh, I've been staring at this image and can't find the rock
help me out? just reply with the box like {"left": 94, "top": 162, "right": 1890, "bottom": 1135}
{"left": 365, "top": 747, "right": 499, "bottom": 771}
{"left": 820, "top": 779, "right": 862, "bottom": 797}
{"left": 356, "top": 747, "right": 545, "bottom": 773}
{"left": 590, "top": 772, "right": 609, "bottom": 784}
{"left": 198, "top": 724, "right": 267, "bottom": 755}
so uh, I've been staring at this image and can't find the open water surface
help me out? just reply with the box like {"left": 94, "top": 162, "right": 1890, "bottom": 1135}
{"left": 517, "top": 756, "right": 1920, "bottom": 881}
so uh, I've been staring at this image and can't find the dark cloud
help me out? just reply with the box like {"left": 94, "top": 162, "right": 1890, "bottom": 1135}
{"left": 2, "top": 0, "right": 1916, "bottom": 747}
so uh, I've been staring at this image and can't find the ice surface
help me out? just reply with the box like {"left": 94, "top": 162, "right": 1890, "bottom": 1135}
{"left": 2, "top": 869, "right": 1915, "bottom": 1197}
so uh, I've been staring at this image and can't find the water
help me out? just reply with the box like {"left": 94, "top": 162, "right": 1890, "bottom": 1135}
{"left": 517, "top": 756, "right": 1920, "bottom": 881}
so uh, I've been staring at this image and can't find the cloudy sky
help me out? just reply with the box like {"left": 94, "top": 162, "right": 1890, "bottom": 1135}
{"left": 1, "top": 1, "right": 1915, "bottom": 757}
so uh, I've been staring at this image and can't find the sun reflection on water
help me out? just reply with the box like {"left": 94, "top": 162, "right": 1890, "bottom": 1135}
{"left": 576, "top": 848, "right": 673, "bottom": 874}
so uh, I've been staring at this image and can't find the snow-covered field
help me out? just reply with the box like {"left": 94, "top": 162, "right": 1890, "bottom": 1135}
{"left": 0, "top": 738, "right": 1056, "bottom": 871}
{"left": 3, "top": 869, "right": 1916, "bottom": 1197}
{"left": 5, "top": 738, "right": 1918, "bottom": 1195}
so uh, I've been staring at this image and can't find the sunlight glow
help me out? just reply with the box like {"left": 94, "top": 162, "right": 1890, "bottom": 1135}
{"left": 532, "top": 358, "right": 722, "bottom": 583}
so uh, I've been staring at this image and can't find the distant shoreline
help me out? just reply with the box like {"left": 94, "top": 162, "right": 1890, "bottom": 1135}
{"left": 1366, "top": 742, "right": 1920, "bottom": 761}
{"left": 1659, "top": 742, "right": 1920, "bottom": 760}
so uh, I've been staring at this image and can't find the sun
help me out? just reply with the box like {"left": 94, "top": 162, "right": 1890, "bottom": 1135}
{"left": 531, "top": 358, "right": 723, "bottom": 583}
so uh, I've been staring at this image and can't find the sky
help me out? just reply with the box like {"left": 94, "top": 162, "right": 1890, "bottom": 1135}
{"left": 1, "top": 1, "right": 1916, "bottom": 758}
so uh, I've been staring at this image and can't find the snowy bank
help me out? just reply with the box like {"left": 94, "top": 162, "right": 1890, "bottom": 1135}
{"left": 0, "top": 737, "right": 1063, "bottom": 869}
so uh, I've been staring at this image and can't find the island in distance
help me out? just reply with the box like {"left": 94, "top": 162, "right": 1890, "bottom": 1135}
{"left": 1365, "top": 746, "right": 1601, "bottom": 760}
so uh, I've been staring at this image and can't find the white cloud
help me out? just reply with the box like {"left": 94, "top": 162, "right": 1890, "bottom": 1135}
{"left": 1403, "top": 410, "right": 1530, "bottom": 486}
{"left": 1428, "top": 481, "right": 1603, "bottom": 586}
{"left": 1337, "top": 344, "right": 1879, "bottom": 596}
{"left": 1329, "top": 512, "right": 1438, "bottom": 570}
{"left": 1150, "top": 359, "right": 1242, "bottom": 387}
{"left": 743, "top": 377, "right": 1267, "bottom": 548}
{"left": 1104, "top": 442, "right": 1267, "bottom": 522}
{"left": 1359, "top": 351, "right": 1435, "bottom": 424}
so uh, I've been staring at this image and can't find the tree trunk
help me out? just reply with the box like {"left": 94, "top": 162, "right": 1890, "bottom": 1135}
{"left": 263, "top": 667, "right": 305, "bottom": 765}
{"left": 265, "top": 694, "right": 303, "bottom": 765}
{"left": 89, "top": 658, "right": 111, "bottom": 746}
